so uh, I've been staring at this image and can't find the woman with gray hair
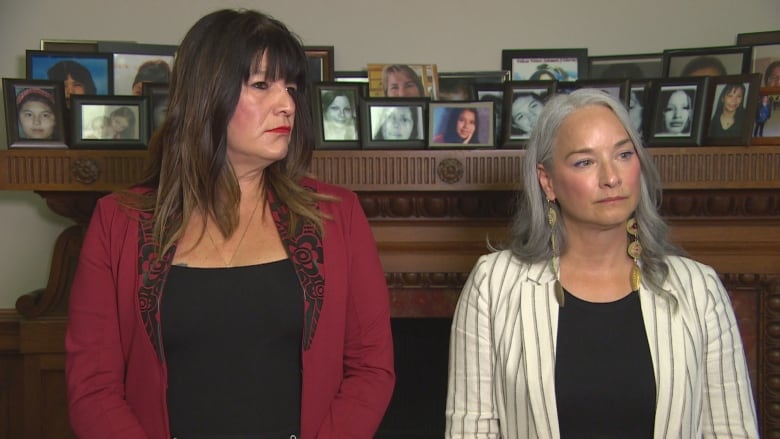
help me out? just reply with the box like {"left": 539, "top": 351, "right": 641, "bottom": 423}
{"left": 446, "top": 88, "right": 758, "bottom": 438}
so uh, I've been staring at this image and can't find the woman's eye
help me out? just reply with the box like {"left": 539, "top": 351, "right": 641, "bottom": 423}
{"left": 574, "top": 159, "right": 592, "bottom": 167}
{"left": 252, "top": 82, "right": 268, "bottom": 90}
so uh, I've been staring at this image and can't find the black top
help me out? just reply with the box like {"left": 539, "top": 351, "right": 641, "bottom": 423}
{"left": 555, "top": 289, "right": 656, "bottom": 439}
{"left": 162, "top": 259, "right": 303, "bottom": 438}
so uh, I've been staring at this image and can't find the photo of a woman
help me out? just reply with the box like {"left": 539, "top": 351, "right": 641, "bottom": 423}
{"left": 371, "top": 106, "right": 421, "bottom": 140}
{"left": 15, "top": 87, "right": 59, "bottom": 140}
{"left": 434, "top": 107, "right": 480, "bottom": 144}
{"left": 708, "top": 82, "right": 747, "bottom": 138}
{"left": 510, "top": 91, "right": 546, "bottom": 139}
{"left": 320, "top": 90, "right": 357, "bottom": 141}
{"left": 654, "top": 87, "right": 695, "bottom": 137}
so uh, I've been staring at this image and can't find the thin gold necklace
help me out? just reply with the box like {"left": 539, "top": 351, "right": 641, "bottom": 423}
{"left": 206, "top": 195, "right": 263, "bottom": 267}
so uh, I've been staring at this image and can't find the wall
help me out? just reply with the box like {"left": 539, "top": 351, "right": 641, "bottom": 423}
{"left": 0, "top": 0, "right": 778, "bottom": 308}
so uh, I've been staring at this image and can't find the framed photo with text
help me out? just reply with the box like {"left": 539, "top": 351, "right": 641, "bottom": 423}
{"left": 2, "top": 78, "right": 67, "bottom": 148}
{"left": 360, "top": 97, "right": 428, "bottom": 149}
{"left": 702, "top": 73, "right": 760, "bottom": 146}
{"left": 311, "top": 82, "right": 362, "bottom": 150}
{"left": 646, "top": 77, "right": 709, "bottom": 147}
{"left": 428, "top": 101, "right": 494, "bottom": 148}
{"left": 70, "top": 95, "right": 148, "bottom": 149}
{"left": 501, "top": 48, "right": 588, "bottom": 82}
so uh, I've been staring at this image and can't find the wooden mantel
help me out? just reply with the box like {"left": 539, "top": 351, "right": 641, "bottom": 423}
{"left": 1, "top": 145, "right": 779, "bottom": 438}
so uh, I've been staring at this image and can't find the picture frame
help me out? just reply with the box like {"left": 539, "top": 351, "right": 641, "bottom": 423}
{"left": 311, "top": 82, "right": 362, "bottom": 150}
{"left": 436, "top": 70, "right": 509, "bottom": 101}
{"left": 749, "top": 42, "right": 780, "bottom": 87}
{"left": 628, "top": 80, "right": 655, "bottom": 141}
{"left": 571, "top": 78, "right": 631, "bottom": 106}
{"left": 367, "top": 63, "right": 439, "bottom": 99}
{"left": 474, "top": 84, "right": 505, "bottom": 145}
{"left": 26, "top": 50, "right": 113, "bottom": 106}
{"left": 751, "top": 87, "right": 780, "bottom": 145}
{"left": 736, "top": 30, "right": 780, "bottom": 46}
{"left": 141, "top": 82, "right": 170, "bottom": 133}
{"left": 587, "top": 53, "right": 663, "bottom": 79}
{"left": 360, "top": 97, "right": 428, "bottom": 149}
{"left": 304, "top": 46, "right": 335, "bottom": 83}
{"left": 501, "top": 48, "right": 588, "bottom": 82}
{"left": 428, "top": 101, "right": 495, "bottom": 148}
{"left": 646, "top": 77, "right": 709, "bottom": 147}
{"left": 40, "top": 39, "right": 100, "bottom": 53}
{"left": 2, "top": 78, "right": 68, "bottom": 148}
{"left": 702, "top": 73, "right": 761, "bottom": 146}
{"left": 70, "top": 95, "right": 149, "bottom": 149}
{"left": 502, "top": 80, "right": 557, "bottom": 148}
{"left": 662, "top": 46, "right": 752, "bottom": 77}
{"left": 334, "top": 70, "right": 369, "bottom": 83}
{"left": 97, "top": 42, "right": 176, "bottom": 95}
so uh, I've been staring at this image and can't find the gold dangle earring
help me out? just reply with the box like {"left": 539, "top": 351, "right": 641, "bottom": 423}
{"left": 627, "top": 217, "right": 642, "bottom": 291}
{"left": 548, "top": 199, "right": 564, "bottom": 306}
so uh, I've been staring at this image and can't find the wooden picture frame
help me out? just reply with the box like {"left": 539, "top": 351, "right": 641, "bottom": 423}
{"left": 25, "top": 50, "right": 113, "bottom": 107}
{"left": 501, "top": 48, "right": 588, "bottom": 82}
{"left": 311, "top": 82, "right": 362, "bottom": 150}
{"left": 702, "top": 73, "right": 761, "bottom": 146}
{"left": 141, "top": 82, "right": 170, "bottom": 133}
{"left": 436, "top": 70, "right": 509, "bottom": 101}
{"left": 360, "top": 97, "right": 428, "bottom": 149}
{"left": 367, "top": 63, "right": 439, "bottom": 99}
{"left": 646, "top": 77, "right": 709, "bottom": 147}
{"left": 428, "top": 101, "right": 495, "bottom": 148}
{"left": 304, "top": 46, "right": 335, "bottom": 83}
{"left": 70, "top": 95, "right": 149, "bottom": 149}
{"left": 662, "top": 46, "right": 752, "bottom": 77}
{"left": 2, "top": 78, "right": 67, "bottom": 148}
{"left": 587, "top": 53, "right": 663, "bottom": 79}
{"left": 97, "top": 42, "right": 176, "bottom": 95}
{"left": 737, "top": 30, "right": 780, "bottom": 46}
{"left": 502, "top": 80, "right": 557, "bottom": 148}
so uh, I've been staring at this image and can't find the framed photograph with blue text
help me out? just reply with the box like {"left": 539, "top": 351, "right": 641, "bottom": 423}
{"left": 501, "top": 48, "right": 588, "bottom": 82}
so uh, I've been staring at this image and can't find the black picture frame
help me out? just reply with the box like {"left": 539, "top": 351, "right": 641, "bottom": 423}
{"left": 501, "top": 48, "right": 588, "bottom": 82}
{"left": 662, "top": 46, "right": 752, "bottom": 77}
{"left": 428, "top": 101, "right": 495, "bottom": 148}
{"left": 474, "top": 84, "right": 505, "bottom": 145}
{"left": 367, "top": 63, "right": 439, "bottom": 99}
{"left": 311, "top": 82, "right": 362, "bottom": 150}
{"left": 502, "top": 80, "right": 557, "bottom": 148}
{"left": 40, "top": 39, "right": 100, "bottom": 53}
{"left": 646, "top": 77, "right": 709, "bottom": 147}
{"left": 334, "top": 70, "right": 369, "bottom": 84}
{"left": 436, "top": 71, "right": 509, "bottom": 101}
{"left": 360, "top": 97, "right": 428, "bottom": 149}
{"left": 97, "top": 42, "right": 176, "bottom": 96}
{"left": 304, "top": 46, "right": 335, "bottom": 83}
{"left": 702, "top": 73, "right": 761, "bottom": 146}
{"left": 752, "top": 88, "right": 780, "bottom": 145}
{"left": 571, "top": 78, "right": 631, "bottom": 107}
{"left": 70, "top": 95, "right": 149, "bottom": 149}
{"left": 628, "top": 79, "right": 655, "bottom": 141}
{"left": 26, "top": 50, "right": 113, "bottom": 106}
{"left": 587, "top": 53, "right": 663, "bottom": 80}
{"left": 2, "top": 78, "right": 68, "bottom": 148}
{"left": 141, "top": 82, "right": 170, "bottom": 133}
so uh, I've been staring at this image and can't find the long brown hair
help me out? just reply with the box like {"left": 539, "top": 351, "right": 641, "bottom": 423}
{"left": 121, "top": 9, "right": 328, "bottom": 257}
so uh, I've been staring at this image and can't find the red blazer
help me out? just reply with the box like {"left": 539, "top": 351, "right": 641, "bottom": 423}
{"left": 65, "top": 178, "right": 395, "bottom": 438}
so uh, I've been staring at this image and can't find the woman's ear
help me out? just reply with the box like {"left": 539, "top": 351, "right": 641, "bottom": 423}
{"left": 536, "top": 163, "right": 555, "bottom": 200}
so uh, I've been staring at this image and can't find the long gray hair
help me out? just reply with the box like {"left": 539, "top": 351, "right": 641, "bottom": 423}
{"left": 508, "top": 88, "right": 682, "bottom": 294}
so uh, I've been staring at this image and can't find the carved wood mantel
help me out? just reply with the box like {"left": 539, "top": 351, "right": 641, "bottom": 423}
{"left": 1, "top": 145, "right": 780, "bottom": 438}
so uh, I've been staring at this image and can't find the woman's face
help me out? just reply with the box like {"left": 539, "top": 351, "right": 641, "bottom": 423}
{"left": 456, "top": 109, "right": 476, "bottom": 141}
{"left": 385, "top": 71, "right": 421, "bottom": 97}
{"left": 325, "top": 95, "right": 353, "bottom": 124}
{"left": 511, "top": 95, "right": 543, "bottom": 133}
{"left": 110, "top": 115, "right": 130, "bottom": 135}
{"left": 721, "top": 87, "right": 744, "bottom": 114}
{"left": 628, "top": 91, "right": 643, "bottom": 133}
{"left": 63, "top": 74, "right": 87, "bottom": 104}
{"left": 663, "top": 90, "right": 691, "bottom": 134}
{"left": 381, "top": 107, "right": 415, "bottom": 139}
{"left": 19, "top": 100, "right": 55, "bottom": 139}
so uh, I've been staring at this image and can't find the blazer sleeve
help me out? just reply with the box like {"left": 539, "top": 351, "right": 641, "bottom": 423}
{"left": 445, "top": 255, "right": 501, "bottom": 439}
{"left": 64, "top": 198, "right": 149, "bottom": 439}
{"left": 699, "top": 266, "right": 759, "bottom": 438}
{"left": 316, "top": 193, "right": 395, "bottom": 438}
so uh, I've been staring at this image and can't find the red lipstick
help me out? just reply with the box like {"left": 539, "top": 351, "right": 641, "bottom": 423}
{"left": 268, "top": 126, "right": 291, "bottom": 134}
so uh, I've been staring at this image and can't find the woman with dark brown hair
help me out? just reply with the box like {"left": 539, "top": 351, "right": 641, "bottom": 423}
{"left": 65, "top": 9, "right": 394, "bottom": 439}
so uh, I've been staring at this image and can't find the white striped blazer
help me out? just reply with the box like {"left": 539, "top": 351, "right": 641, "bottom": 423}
{"left": 445, "top": 250, "right": 758, "bottom": 438}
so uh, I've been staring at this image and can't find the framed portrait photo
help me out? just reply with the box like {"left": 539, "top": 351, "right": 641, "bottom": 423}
{"left": 141, "top": 82, "right": 170, "bottom": 133}
{"left": 587, "top": 53, "right": 663, "bottom": 80}
{"left": 646, "top": 77, "right": 709, "bottom": 147}
{"left": 501, "top": 48, "right": 588, "bottom": 82}
{"left": 360, "top": 98, "right": 428, "bottom": 149}
{"left": 662, "top": 46, "right": 751, "bottom": 78}
{"left": 304, "top": 46, "right": 335, "bottom": 83}
{"left": 2, "top": 78, "right": 67, "bottom": 148}
{"left": 26, "top": 50, "right": 113, "bottom": 107}
{"left": 436, "top": 70, "right": 509, "bottom": 101}
{"left": 474, "top": 84, "right": 505, "bottom": 145}
{"left": 628, "top": 80, "right": 654, "bottom": 140}
{"left": 367, "top": 63, "right": 439, "bottom": 99}
{"left": 97, "top": 42, "right": 176, "bottom": 96}
{"left": 70, "top": 95, "right": 149, "bottom": 149}
{"left": 702, "top": 73, "right": 761, "bottom": 146}
{"left": 502, "top": 80, "right": 557, "bottom": 148}
{"left": 751, "top": 88, "right": 780, "bottom": 145}
{"left": 311, "top": 82, "right": 362, "bottom": 150}
{"left": 749, "top": 42, "right": 780, "bottom": 88}
{"left": 428, "top": 101, "right": 495, "bottom": 148}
